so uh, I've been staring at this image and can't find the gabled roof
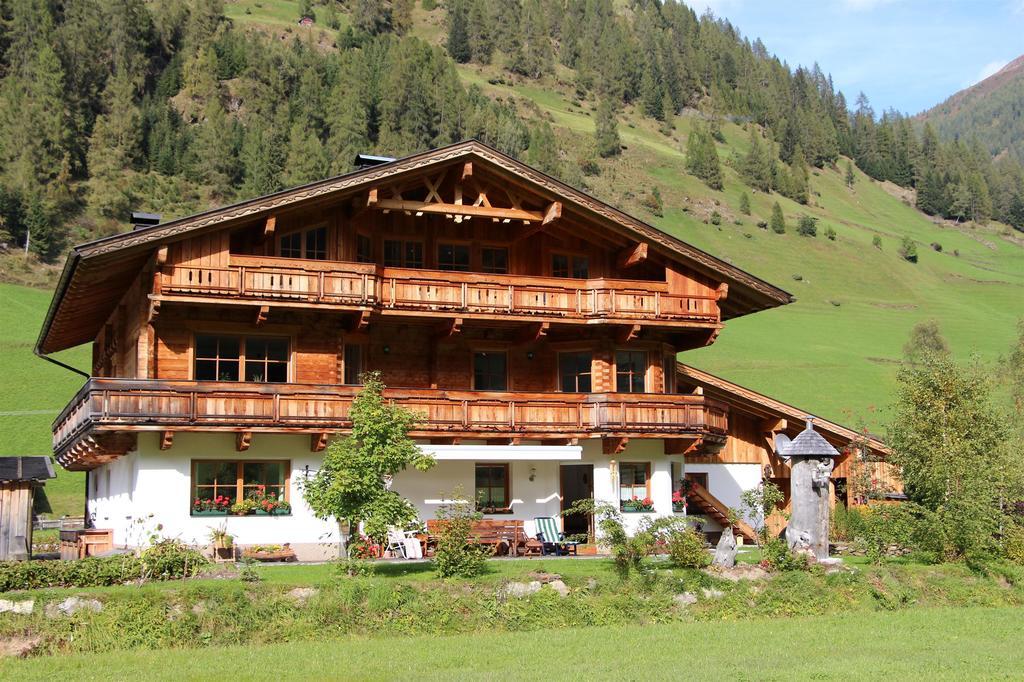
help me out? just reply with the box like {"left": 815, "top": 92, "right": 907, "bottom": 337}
{"left": 37, "top": 140, "right": 793, "bottom": 354}
{"left": 677, "top": 363, "right": 889, "bottom": 457}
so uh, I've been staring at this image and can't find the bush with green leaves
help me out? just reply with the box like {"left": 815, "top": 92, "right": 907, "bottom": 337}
{"left": 433, "top": 492, "right": 491, "bottom": 579}
{"left": 760, "top": 537, "right": 808, "bottom": 571}
{"left": 140, "top": 539, "right": 208, "bottom": 580}
{"left": 665, "top": 524, "right": 710, "bottom": 569}
{"left": 0, "top": 555, "right": 143, "bottom": 592}
{"left": 769, "top": 202, "right": 785, "bottom": 234}
{"left": 563, "top": 499, "right": 660, "bottom": 578}
{"left": 796, "top": 215, "right": 818, "bottom": 237}
{"left": 872, "top": 234, "right": 883, "bottom": 249}
{"left": 825, "top": 226, "right": 837, "bottom": 240}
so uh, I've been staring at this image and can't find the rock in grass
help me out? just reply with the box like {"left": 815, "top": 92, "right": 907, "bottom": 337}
{"left": 702, "top": 588, "right": 725, "bottom": 599}
{"left": 499, "top": 581, "right": 542, "bottom": 598}
{"left": 547, "top": 579, "right": 569, "bottom": 597}
{"left": 0, "top": 599, "right": 33, "bottom": 615}
{"left": 287, "top": 587, "right": 318, "bottom": 604}
{"left": 0, "top": 635, "right": 41, "bottom": 658}
{"left": 45, "top": 596, "right": 102, "bottom": 618}
{"left": 674, "top": 592, "right": 698, "bottom": 607}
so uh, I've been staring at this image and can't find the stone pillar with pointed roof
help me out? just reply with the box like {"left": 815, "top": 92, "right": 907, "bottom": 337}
{"left": 776, "top": 417, "right": 840, "bottom": 561}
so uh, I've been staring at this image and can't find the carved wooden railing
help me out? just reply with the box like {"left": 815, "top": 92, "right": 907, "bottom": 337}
{"left": 155, "top": 256, "right": 720, "bottom": 325}
{"left": 53, "top": 378, "right": 729, "bottom": 454}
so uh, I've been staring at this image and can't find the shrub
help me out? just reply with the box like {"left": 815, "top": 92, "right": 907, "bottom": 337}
{"left": 796, "top": 215, "right": 818, "bottom": 237}
{"left": 760, "top": 537, "right": 807, "bottom": 571}
{"left": 872, "top": 235, "right": 882, "bottom": 249}
{"left": 825, "top": 226, "right": 837, "bottom": 241}
{"left": 739, "top": 192, "right": 751, "bottom": 215}
{"left": 710, "top": 210, "right": 722, "bottom": 225}
{"left": 855, "top": 504, "right": 921, "bottom": 564}
{"left": 899, "top": 236, "right": 918, "bottom": 262}
{"left": 666, "top": 525, "right": 710, "bottom": 569}
{"left": 0, "top": 555, "right": 143, "bottom": 592}
{"left": 1005, "top": 524, "right": 1024, "bottom": 565}
{"left": 756, "top": 220, "right": 768, "bottom": 230}
{"left": 931, "top": 242, "right": 943, "bottom": 252}
{"left": 140, "top": 539, "right": 208, "bottom": 580}
{"left": 433, "top": 493, "right": 491, "bottom": 579}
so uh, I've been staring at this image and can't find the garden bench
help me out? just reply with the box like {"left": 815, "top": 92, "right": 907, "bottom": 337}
{"left": 426, "top": 519, "right": 526, "bottom": 556}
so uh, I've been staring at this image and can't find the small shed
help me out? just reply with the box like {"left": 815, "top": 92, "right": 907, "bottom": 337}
{"left": 0, "top": 457, "right": 56, "bottom": 561}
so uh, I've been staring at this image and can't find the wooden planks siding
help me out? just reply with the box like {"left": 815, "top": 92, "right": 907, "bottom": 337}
{"left": 0, "top": 483, "right": 35, "bottom": 561}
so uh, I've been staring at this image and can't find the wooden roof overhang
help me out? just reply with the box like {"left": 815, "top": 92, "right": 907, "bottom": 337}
{"left": 37, "top": 140, "right": 793, "bottom": 355}
{"left": 676, "top": 362, "right": 890, "bottom": 458}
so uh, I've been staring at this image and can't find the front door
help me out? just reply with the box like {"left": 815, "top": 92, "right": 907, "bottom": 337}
{"left": 560, "top": 464, "right": 594, "bottom": 538}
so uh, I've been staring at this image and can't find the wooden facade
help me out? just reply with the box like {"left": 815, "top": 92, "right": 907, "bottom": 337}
{"left": 37, "top": 141, "right": 888, "bottom": 494}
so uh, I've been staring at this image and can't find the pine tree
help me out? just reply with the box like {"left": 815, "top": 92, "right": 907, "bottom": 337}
{"left": 86, "top": 74, "right": 141, "bottom": 219}
{"left": 298, "top": 0, "right": 316, "bottom": 20}
{"left": 741, "top": 127, "right": 773, "bottom": 193}
{"left": 770, "top": 202, "right": 785, "bottom": 234}
{"left": 685, "top": 124, "right": 723, "bottom": 190}
{"left": 283, "top": 120, "right": 329, "bottom": 187}
{"left": 594, "top": 98, "right": 621, "bottom": 158}
{"left": 187, "top": 100, "right": 239, "bottom": 199}
{"left": 467, "top": 0, "right": 494, "bottom": 64}
{"left": 739, "top": 192, "right": 751, "bottom": 215}
{"left": 447, "top": 0, "right": 471, "bottom": 63}
{"left": 845, "top": 160, "right": 856, "bottom": 188}
{"left": 25, "top": 192, "right": 64, "bottom": 263}
{"left": 525, "top": 122, "right": 559, "bottom": 176}
{"left": 241, "top": 117, "right": 285, "bottom": 198}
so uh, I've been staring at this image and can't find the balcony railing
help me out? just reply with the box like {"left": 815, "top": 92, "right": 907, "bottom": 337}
{"left": 53, "top": 378, "right": 729, "bottom": 461}
{"left": 155, "top": 256, "right": 720, "bottom": 326}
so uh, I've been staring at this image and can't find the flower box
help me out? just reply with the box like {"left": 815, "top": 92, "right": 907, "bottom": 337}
{"left": 192, "top": 510, "right": 228, "bottom": 517}
{"left": 254, "top": 509, "right": 291, "bottom": 516}
{"left": 672, "top": 502, "right": 687, "bottom": 513}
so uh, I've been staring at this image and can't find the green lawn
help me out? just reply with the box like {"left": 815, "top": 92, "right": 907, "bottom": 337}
{"left": 3, "top": 606, "right": 1020, "bottom": 680}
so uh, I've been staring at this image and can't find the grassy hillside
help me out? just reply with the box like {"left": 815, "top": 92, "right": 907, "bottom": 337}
{"left": 0, "top": 283, "right": 87, "bottom": 517}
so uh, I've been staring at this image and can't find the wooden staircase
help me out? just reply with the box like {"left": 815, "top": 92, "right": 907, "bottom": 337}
{"left": 686, "top": 480, "right": 758, "bottom": 543}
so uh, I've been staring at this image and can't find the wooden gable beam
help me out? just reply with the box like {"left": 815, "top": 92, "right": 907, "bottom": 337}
{"left": 512, "top": 202, "right": 563, "bottom": 243}
{"left": 236, "top": 432, "right": 252, "bottom": 452}
{"left": 370, "top": 199, "right": 542, "bottom": 223}
{"left": 617, "top": 242, "right": 649, "bottom": 269}
{"left": 664, "top": 437, "right": 702, "bottom": 456}
{"left": 159, "top": 431, "right": 174, "bottom": 451}
{"left": 255, "top": 305, "right": 269, "bottom": 327}
{"left": 366, "top": 188, "right": 378, "bottom": 206}
{"left": 263, "top": 215, "right": 276, "bottom": 241}
{"left": 348, "top": 310, "right": 370, "bottom": 333}
{"left": 461, "top": 161, "right": 473, "bottom": 181}
{"left": 717, "top": 283, "right": 729, "bottom": 300}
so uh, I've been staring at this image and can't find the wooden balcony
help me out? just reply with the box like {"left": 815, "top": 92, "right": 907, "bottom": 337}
{"left": 154, "top": 256, "right": 721, "bottom": 329}
{"left": 53, "top": 378, "right": 729, "bottom": 469}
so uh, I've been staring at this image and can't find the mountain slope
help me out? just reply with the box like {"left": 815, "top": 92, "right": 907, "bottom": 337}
{"left": 919, "top": 55, "right": 1024, "bottom": 163}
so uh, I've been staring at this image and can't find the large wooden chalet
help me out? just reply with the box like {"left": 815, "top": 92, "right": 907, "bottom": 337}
{"left": 38, "top": 141, "right": 891, "bottom": 557}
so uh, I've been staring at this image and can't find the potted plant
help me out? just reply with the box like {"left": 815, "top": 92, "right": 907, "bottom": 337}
{"left": 621, "top": 496, "right": 655, "bottom": 513}
{"left": 249, "top": 486, "right": 291, "bottom": 515}
{"left": 230, "top": 498, "right": 257, "bottom": 515}
{"left": 193, "top": 495, "right": 231, "bottom": 516}
{"left": 672, "top": 489, "right": 687, "bottom": 513}
{"left": 208, "top": 522, "right": 235, "bottom": 561}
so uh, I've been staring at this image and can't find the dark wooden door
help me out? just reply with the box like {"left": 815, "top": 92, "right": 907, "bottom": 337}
{"left": 560, "top": 464, "right": 594, "bottom": 538}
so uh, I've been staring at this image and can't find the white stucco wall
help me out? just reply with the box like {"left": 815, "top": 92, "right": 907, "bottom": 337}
{"left": 85, "top": 434, "right": 767, "bottom": 555}
{"left": 89, "top": 432, "right": 340, "bottom": 558}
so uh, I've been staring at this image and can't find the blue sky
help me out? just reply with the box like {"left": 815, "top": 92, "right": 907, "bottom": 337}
{"left": 681, "top": 0, "right": 1024, "bottom": 114}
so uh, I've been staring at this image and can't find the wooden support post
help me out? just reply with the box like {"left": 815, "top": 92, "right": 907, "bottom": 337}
{"left": 255, "top": 305, "right": 269, "bottom": 327}
{"left": 263, "top": 215, "right": 276, "bottom": 241}
{"left": 516, "top": 321, "right": 549, "bottom": 344}
{"left": 159, "top": 431, "right": 174, "bottom": 451}
{"left": 348, "top": 310, "right": 370, "bottom": 333}
{"left": 367, "top": 188, "right": 379, "bottom": 206}
{"left": 716, "top": 282, "right": 729, "bottom": 300}
{"left": 461, "top": 161, "right": 473, "bottom": 181}
{"left": 664, "top": 437, "right": 701, "bottom": 456}
{"left": 156, "top": 246, "right": 168, "bottom": 266}
{"left": 434, "top": 317, "right": 463, "bottom": 340}
{"left": 617, "top": 242, "right": 649, "bottom": 269}
{"left": 236, "top": 432, "right": 252, "bottom": 452}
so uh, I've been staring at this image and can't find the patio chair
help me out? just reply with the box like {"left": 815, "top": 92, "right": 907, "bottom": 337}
{"left": 534, "top": 517, "right": 580, "bottom": 556}
{"left": 385, "top": 527, "right": 423, "bottom": 559}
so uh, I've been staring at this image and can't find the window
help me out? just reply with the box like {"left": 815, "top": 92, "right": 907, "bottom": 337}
{"left": 558, "top": 352, "right": 593, "bottom": 392}
{"left": 195, "top": 335, "right": 289, "bottom": 383}
{"left": 552, "top": 253, "right": 589, "bottom": 278}
{"left": 475, "top": 463, "right": 510, "bottom": 513}
{"left": 244, "top": 337, "right": 289, "bottom": 382}
{"left": 356, "top": 234, "right": 372, "bottom": 263}
{"left": 343, "top": 344, "right": 363, "bottom": 385}
{"left": 383, "top": 239, "right": 424, "bottom": 268}
{"left": 473, "top": 351, "right": 507, "bottom": 391}
{"left": 481, "top": 247, "right": 509, "bottom": 274}
{"left": 278, "top": 227, "right": 327, "bottom": 260}
{"left": 195, "top": 335, "right": 240, "bottom": 381}
{"left": 438, "top": 243, "right": 470, "bottom": 271}
{"left": 191, "top": 460, "right": 289, "bottom": 514}
{"left": 619, "top": 462, "right": 651, "bottom": 510}
{"left": 663, "top": 355, "right": 676, "bottom": 394}
{"left": 615, "top": 350, "right": 647, "bottom": 393}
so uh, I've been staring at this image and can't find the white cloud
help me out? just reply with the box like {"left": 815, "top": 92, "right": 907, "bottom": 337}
{"left": 969, "top": 59, "right": 1009, "bottom": 86}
